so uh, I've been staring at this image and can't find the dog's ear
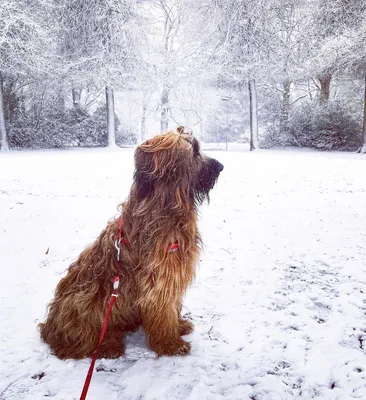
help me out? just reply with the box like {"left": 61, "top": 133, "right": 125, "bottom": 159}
{"left": 134, "top": 146, "right": 156, "bottom": 201}
{"left": 177, "top": 125, "right": 193, "bottom": 137}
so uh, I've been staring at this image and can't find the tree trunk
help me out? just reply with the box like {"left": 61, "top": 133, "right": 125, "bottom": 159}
{"left": 358, "top": 73, "right": 366, "bottom": 154}
{"left": 248, "top": 79, "right": 259, "bottom": 151}
{"left": 279, "top": 80, "right": 291, "bottom": 142}
{"left": 141, "top": 98, "right": 147, "bottom": 143}
{"left": 72, "top": 88, "right": 82, "bottom": 110}
{"left": 0, "top": 74, "right": 9, "bottom": 151}
{"left": 225, "top": 102, "right": 228, "bottom": 151}
{"left": 161, "top": 88, "right": 169, "bottom": 132}
{"left": 106, "top": 85, "right": 116, "bottom": 147}
{"left": 54, "top": 81, "right": 66, "bottom": 112}
{"left": 318, "top": 73, "right": 332, "bottom": 104}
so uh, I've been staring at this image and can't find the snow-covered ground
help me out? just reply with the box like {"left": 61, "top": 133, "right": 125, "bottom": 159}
{"left": 1, "top": 146, "right": 366, "bottom": 400}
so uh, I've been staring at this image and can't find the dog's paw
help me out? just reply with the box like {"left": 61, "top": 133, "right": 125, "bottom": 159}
{"left": 172, "top": 340, "right": 191, "bottom": 356}
{"left": 179, "top": 319, "right": 194, "bottom": 336}
{"left": 152, "top": 339, "right": 191, "bottom": 357}
{"left": 97, "top": 344, "right": 125, "bottom": 359}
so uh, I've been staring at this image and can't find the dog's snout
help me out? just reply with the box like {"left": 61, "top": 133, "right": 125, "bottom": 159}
{"left": 217, "top": 161, "right": 224, "bottom": 172}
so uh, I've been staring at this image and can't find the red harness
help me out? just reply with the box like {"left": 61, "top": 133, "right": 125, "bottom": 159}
{"left": 80, "top": 216, "right": 178, "bottom": 400}
{"left": 115, "top": 216, "right": 179, "bottom": 253}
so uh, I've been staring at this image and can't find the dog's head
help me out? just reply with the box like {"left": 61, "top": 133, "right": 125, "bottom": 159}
{"left": 134, "top": 126, "right": 223, "bottom": 206}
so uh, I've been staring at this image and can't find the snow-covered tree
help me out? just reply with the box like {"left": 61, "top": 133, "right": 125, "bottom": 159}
{"left": 142, "top": 0, "right": 206, "bottom": 133}
{"left": 205, "top": 0, "right": 270, "bottom": 149}
{"left": 311, "top": 0, "right": 366, "bottom": 151}
{"left": 0, "top": 0, "right": 53, "bottom": 150}
{"left": 362, "top": 74, "right": 366, "bottom": 153}
{"left": 310, "top": 0, "right": 366, "bottom": 103}
{"left": 59, "top": 0, "right": 144, "bottom": 146}
{"left": 197, "top": 0, "right": 314, "bottom": 148}
{"left": 342, "top": 17, "right": 366, "bottom": 152}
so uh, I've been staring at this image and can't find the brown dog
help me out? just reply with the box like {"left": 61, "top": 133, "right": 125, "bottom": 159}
{"left": 39, "top": 127, "right": 223, "bottom": 359}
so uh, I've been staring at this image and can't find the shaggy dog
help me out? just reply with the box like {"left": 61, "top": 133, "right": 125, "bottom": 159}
{"left": 39, "top": 127, "right": 224, "bottom": 359}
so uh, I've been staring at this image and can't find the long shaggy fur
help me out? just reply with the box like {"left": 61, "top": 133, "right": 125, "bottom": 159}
{"left": 39, "top": 127, "right": 223, "bottom": 359}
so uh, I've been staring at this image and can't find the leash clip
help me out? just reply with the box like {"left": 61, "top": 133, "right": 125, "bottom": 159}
{"left": 115, "top": 238, "right": 121, "bottom": 261}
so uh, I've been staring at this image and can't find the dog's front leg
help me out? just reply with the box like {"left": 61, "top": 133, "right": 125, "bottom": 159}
{"left": 176, "top": 300, "right": 195, "bottom": 336}
{"left": 141, "top": 296, "right": 191, "bottom": 357}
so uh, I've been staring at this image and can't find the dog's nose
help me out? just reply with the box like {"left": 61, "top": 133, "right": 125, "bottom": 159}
{"left": 217, "top": 161, "right": 224, "bottom": 172}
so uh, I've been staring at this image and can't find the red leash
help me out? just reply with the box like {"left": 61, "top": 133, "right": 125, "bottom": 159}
{"left": 79, "top": 276, "right": 119, "bottom": 400}
{"left": 79, "top": 217, "right": 124, "bottom": 400}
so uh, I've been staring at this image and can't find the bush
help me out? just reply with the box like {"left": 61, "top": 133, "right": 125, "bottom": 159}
{"left": 261, "top": 101, "right": 362, "bottom": 151}
{"left": 73, "top": 106, "right": 109, "bottom": 147}
{"left": 7, "top": 106, "right": 137, "bottom": 149}
{"left": 7, "top": 117, "right": 69, "bottom": 149}
{"left": 259, "top": 122, "right": 284, "bottom": 149}
{"left": 289, "top": 102, "right": 362, "bottom": 151}
{"left": 116, "top": 125, "right": 137, "bottom": 147}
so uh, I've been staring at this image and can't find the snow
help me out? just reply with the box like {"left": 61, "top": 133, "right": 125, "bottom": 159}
{"left": 1, "top": 147, "right": 366, "bottom": 400}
